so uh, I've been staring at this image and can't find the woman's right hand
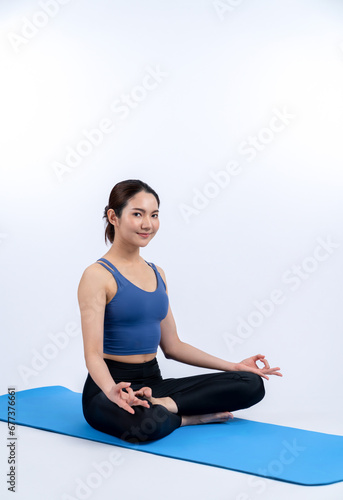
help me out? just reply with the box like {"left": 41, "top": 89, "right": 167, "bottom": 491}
{"left": 106, "top": 382, "right": 151, "bottom": 414}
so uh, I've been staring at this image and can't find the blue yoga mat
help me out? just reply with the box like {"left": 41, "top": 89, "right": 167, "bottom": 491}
{"left": 0, "top": 386, "right": 342, "bottom": 486}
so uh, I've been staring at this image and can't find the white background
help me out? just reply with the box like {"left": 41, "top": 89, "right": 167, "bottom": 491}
{"left": 1, "top": 0, "right": 343, "bottom": 499}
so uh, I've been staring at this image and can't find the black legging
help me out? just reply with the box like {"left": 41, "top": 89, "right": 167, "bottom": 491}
{"left": 82, "top": 357, "right": 265, "bottom": 444}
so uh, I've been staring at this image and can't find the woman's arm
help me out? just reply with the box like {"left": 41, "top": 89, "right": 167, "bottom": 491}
{"left": 165, "top": 342, "right": 281, "bottom": 380}
{"left": 157, "top": 266, "right": 282, "bottom": 380}
{"left": 77, "top": 265, "right": 151, "bottom": 413}
{"left": 78, "top": 266, "right": 117, "bottom": 395}
{"left": 164, "top": 336, "right": 237, "bottom": 372}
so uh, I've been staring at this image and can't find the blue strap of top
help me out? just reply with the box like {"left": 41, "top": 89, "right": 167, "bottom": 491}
{"left": 97, "top": 257, "right": 154, "bottom": 273}
{"left": 97, "top": 258, "right": 118, "bottom": 274}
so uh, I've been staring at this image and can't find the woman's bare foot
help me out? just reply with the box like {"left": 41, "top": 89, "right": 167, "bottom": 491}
{"left": 180, "top": 411, "right": 234, "bottom": 427}
{"left": 144, "top": 396, "right": 234, "bottom": 426}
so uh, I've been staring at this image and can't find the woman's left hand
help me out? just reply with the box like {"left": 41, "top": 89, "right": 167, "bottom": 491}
{"left": 234, "top": 354, "right": 282, "bottom": 380}
{"left": 132, "top": 386, "right": 153, "bottom": 400}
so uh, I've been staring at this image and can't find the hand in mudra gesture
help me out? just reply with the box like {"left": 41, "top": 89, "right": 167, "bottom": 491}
{"left": 234, "top": 354, "right": 282, "bottom": 381}
{"left": 107, "top": 383, "right": 153, "bottom": 414}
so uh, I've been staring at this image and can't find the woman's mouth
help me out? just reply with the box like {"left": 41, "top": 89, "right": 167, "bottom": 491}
{"left": 137, "top": 233, "right": 151, "bottom": 238}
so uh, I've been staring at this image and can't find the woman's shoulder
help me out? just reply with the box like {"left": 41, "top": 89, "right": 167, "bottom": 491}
{"left": 154, "top": 263, "right": 165, "bottom": 276}
{"left": 80, "top": 260, "right": 112, "bottom": 283}
{"left": 78, "top": 260, "right": 114, "bottom": 296}
{"left": 83, "top": 259, "right": 103, "bottom": 273}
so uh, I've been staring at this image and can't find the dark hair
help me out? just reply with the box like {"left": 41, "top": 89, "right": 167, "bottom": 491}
{"left": 103, "top": 179, "right": 160, "bottom": 245}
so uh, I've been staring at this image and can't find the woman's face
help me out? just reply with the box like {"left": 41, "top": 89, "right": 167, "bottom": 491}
{"left": 112, "top": 191, "right": 160, "bottom": 247}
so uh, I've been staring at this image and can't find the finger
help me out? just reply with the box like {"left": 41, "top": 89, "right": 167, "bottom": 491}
{"left": 134, "top": 399, "right": 151, "bottom": 408}
{"left": 258, "top": 370, "right": 269, "bottom": 381}
{"left": 117, "top": 382, "right": 132, "bottom": 397}
{"left": 262, "top": 358, "right": 270, "bottom": 369}
{"left": 127, "top": 389, "right": 151, "bottom": 407}
{"left": 257, "top": 358, "right": 267, "bottom": 369}
{"left": 126, "top": 387, "right": 137, "bottom": 404}
{"left": 117, "top": 400, "right": 135, "bottom": 414}
{"left": 126, "top": 386, "right": 134, "bottom": 396}
{"left": 249, "top": 367, "right": 269, "bottom": 381}
{"left": 123, "top": 404, "right": 135, "bottom": 414}
{"left": 255, "top": 354, "right": 265, "bottom": 360}
{"left": 121, "top": 394, "right": 131, "bottom": 406}
{"left": 264, "top": 367, "right": 282, "bottom": 377}
{"left": 261, "top": 368, "right": 276, "bottom": 374}
{"left": 143, "top": 386, "right": 152, "bottom": 398}
{"left": 117, "top": 381, "right": 131, "bottom": 389}
{"left": 120, "top": 388, "right": 129, "bottom": 400}
{"left": 254, "top": 354, "right": 266, "bottom": 368}
{"left": 121, "top": 388, "right": 134, "bottom": 405}
{"left": 134, "top": 386, "right": 152, "bottom": 399}
{"left": 269, "top": 367, "right": 282, "bottom": 374}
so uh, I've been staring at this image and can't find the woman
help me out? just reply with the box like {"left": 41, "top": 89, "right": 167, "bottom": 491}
{"left": 79, "top": 179, "right": 282, "bottom": 444}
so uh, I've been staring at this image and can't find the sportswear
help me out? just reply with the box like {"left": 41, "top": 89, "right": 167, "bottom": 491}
{"left": 96, "top": 258, "right": 169, "bottom": 355}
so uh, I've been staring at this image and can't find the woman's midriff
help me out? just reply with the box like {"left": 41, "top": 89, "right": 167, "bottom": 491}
{"left": 103, "top": 352, "right": 157, "bottom": 364}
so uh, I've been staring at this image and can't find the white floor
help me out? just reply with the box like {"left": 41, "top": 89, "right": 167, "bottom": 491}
{"left": 1, "top": 410, "right": 342, "bottom": 500}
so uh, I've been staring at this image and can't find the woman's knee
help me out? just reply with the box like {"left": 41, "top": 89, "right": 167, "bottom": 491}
{"left": 219, "top": 370, "right": 265, "bottom": 401}
{"left": 119, "top": 403, "right": 181, "bottom": 444}
{"left": 84, "top": 398, "right": 180, "bottom": 444}
{"left": 244, "top": 371, "right": 265, "bottom": 404}
{"left": 82, "top": 389, "right": 181, "bottom": 444}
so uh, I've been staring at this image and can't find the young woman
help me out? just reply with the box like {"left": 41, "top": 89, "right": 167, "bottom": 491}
{"left": 79, "top": 179, "right": 282, "bottom": 444}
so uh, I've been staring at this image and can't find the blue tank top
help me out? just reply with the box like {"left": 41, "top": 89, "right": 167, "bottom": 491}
{"left": 96, "top": 258, "right": 169, "bottom": 355}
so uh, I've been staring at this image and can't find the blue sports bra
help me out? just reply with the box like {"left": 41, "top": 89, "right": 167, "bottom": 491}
{"left": 96, "top": 258, "right": 169, "bottom": 355}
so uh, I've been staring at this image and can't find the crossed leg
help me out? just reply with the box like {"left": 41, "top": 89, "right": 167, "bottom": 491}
{"left": 143, "top": 370, "right": 265, "bottom": 426}
{"left": 82, "top": 370, "right": 264, "bottom": 443}
{"left": 145, "top": 396, "right": 232, "bottom": 425}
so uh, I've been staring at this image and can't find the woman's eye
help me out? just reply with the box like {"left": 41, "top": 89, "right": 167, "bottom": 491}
{"left": 133, "top": 213, "right": 158, "bottom": 218}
